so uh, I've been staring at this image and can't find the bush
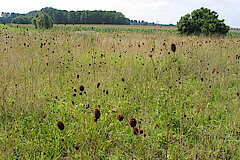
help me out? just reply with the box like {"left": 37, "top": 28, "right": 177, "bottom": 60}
{"left": 177, "top": 7, "right": 229, "bottom": 35}
{"left": 32, "top": 13, "right": 53, "bottom": 29}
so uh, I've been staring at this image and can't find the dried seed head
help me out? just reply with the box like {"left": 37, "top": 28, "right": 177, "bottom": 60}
{"left": 57, "top": 121, "right": 64, "bottom": 130}
{"left": 97, "top": 83, "right": 100, "bottom": 88}
{"left": 171, "top": 43, "right": 176, "bottom": 52}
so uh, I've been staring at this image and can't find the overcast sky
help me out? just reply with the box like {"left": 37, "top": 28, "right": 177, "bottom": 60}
{"left": 1, "top": 0, "right": 239, "bottom": 27}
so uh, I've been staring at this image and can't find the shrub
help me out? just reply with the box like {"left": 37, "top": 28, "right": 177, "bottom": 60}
{"left": 32, "top": 13, "right": 53, "bottom": 29}
{"left": 177, "top": 7, "right": 229, "bottom": 35}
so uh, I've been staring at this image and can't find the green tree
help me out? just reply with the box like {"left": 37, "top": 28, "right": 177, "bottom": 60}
{"left": 11, "top": 16, "right": 31, "bottom": 24}
{"left": 177, "top": 7, "right": 229, "bottom": 35}
{"left": 32, "top": 13, "right": 53, "bottom": 29}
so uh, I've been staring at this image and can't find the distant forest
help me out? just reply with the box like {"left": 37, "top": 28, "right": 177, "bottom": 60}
{"left": 0, "top": 7, "right": 174, "bottom": 26}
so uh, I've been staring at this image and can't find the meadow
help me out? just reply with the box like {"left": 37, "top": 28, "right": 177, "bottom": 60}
{"left": 0, "top": 24, "right": 240, "bottom": 159}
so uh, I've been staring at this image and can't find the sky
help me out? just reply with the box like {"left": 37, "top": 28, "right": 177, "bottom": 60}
{"left": 1, "top": 0, "right": 239, "bottom": 28}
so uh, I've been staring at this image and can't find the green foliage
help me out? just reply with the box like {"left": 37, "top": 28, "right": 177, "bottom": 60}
{"left": 40, "top": 7, "right": 130, "bottom": 25}
{"left": 11, "top": 16, "right": 31, "bottom": 24}
{"left": 32, "top": 13, "right": 53, "bottom": 29}
{"left": 0, "top": 12, "right": 26, "bottom": 23}
{"left": 177, "top": 7, "right": 230, "bottom": 35}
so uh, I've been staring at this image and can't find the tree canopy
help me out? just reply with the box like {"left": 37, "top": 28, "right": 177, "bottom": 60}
{"left": 177, "top": 7, "right": 229, "bottom": 35}
{"left": 11, "top": 16, "right": 31, "bottom": 24}
{"left": 32, "top": 13, "right": 53, "bottom": 29}
{"left": 40, "top": 7, "right": 130, "bottom": 25}
{"left": 0, "top": 7, "right": 131, "bottom": 25}
{"left": 1, "top": 7, "right": 174, "bottom": 26}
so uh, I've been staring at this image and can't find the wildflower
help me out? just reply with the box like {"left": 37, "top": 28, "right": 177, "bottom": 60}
{"left": 57, "top": 121, "right": 64, "bottom": 130}
{"left": 130, "top": 118, "right": 137, "bottom": 127}
{"left": 74, "top": 145, "right": 80, "bottom": 150}
{"left": 94, "top": 109, "right": 101, "bottom": 119}
{"left": 79, "top": 85, "right": 84, "bottom": 91}
{"left": 118, "top": 114, "right": 124, "bottom": 121}
{"left": 133, "top": 127, "right": 139, "bottom": 135}
{"left": 140, "top": 130, "right": 143, "bottom": 134}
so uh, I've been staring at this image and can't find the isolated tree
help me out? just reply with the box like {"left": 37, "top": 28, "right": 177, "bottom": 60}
{"left": 177, "top": 7, "right": 229, "bottom": 35}
{"left": 32, "top": 13, "right": 53, "bottom": 29}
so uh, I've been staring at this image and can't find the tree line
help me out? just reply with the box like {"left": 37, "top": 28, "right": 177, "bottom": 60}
{"left": 0, "top": 7, "right": 130, "bottom": 25}
{"left": 0, "top": 7, "right": 164, "bottom": 26}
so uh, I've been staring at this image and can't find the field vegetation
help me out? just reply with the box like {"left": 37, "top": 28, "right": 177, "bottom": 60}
{"left": 0, "top": 24, "right": 240, "bottom": 159}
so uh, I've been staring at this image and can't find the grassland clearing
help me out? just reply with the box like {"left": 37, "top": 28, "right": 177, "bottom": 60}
{"left": 0, "top": 24, "right": 240, "bottom": 159}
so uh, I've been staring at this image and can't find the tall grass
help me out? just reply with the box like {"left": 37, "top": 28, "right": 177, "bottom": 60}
{"left": 0, "top": 24, "right": 240, "bottom": 159}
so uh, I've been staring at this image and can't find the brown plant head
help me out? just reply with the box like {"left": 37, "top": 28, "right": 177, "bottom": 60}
{"left": 94, "top": 109, "right": 101, "bottom": 119}
{"left": 171, "top": 43, "right": 176, "bottom": 52}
